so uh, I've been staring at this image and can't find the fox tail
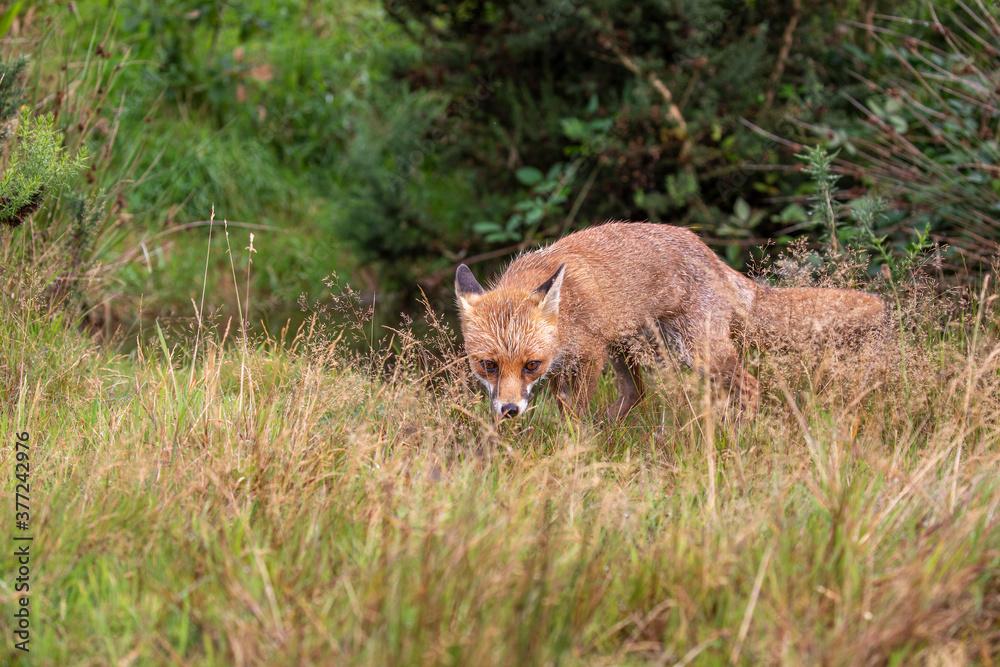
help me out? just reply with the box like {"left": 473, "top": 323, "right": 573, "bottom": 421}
{"left": 747, "top": 285, "right": 889, "bottom": 351}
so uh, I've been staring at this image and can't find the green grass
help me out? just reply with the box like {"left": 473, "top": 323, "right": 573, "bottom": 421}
{"left": 0, "top": 255, "right": 998, "bottom": 664}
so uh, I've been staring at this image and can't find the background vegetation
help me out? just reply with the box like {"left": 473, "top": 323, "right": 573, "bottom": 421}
{"left": 0, "top": 0, "right": 998, "bottom": 664}
{"left": 1, "top": 0, "right": 997, "bottom": 334}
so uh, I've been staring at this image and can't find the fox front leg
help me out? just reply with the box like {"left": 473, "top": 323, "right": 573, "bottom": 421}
{"left": 551, "top": 354, "right": 605, "bottom": 419}
{"left": 551, "top": 373, "right": 573, "bottom": 417}
{"left": 608, "top": 350, "right": 645, "bottom": 420}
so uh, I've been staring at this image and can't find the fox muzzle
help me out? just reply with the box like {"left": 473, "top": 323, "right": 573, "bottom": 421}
{"left": 492, "top": 395, "right": 530, "bottom": 419}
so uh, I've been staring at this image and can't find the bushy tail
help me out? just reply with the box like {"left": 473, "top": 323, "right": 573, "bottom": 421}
{"left": 747, "top": 286, "right": 889, "bottom": 352}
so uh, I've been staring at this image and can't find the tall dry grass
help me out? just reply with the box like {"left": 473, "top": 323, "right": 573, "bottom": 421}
{"left": 0, "top": 234, "right": 997, "bottom": 665}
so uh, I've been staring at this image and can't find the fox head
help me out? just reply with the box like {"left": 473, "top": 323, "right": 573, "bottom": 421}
{"left": 455, "top": 263, "right": 566, "bottom": 419}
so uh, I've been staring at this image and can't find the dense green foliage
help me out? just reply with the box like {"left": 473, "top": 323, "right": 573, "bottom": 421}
{"left": 384, "top": 0, "right": 856, "bottom": 257}
{"left": 832, "top": 1, "right": 1000, "bottom": 271}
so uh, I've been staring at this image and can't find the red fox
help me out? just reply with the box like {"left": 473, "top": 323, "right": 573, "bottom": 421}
{"left": 455, "top": 222, "right": 887, "bottom": 420}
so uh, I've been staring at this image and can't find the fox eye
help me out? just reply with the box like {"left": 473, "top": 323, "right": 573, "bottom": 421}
{"left": 524, "top": 360, "right": 541, "bottom": 373}
{"left": 481, "top": 360, "right": 498, "bottom": 373}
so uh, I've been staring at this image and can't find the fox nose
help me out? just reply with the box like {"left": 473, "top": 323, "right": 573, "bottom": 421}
{"left": 500, "top": 403, "right": 519, "bottom": 418}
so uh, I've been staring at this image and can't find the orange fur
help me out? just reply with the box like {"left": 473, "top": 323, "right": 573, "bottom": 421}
{"left": 456, "top": 222, "right": 886, "bottom": 419}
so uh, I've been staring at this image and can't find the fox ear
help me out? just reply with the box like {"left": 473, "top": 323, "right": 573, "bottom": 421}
{"left": 532, "top": 263, "right": 566, "bottom": 319}
{"left": 455, "top": 264, "right": 485, "bottom": 317}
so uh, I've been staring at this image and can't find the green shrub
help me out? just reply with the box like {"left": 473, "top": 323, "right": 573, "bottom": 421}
{"left": 0, "top": 113, "right": 87, "bottom": 228}
{"left": 829, "top": 0, "right": 1000, "bottom": 274}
